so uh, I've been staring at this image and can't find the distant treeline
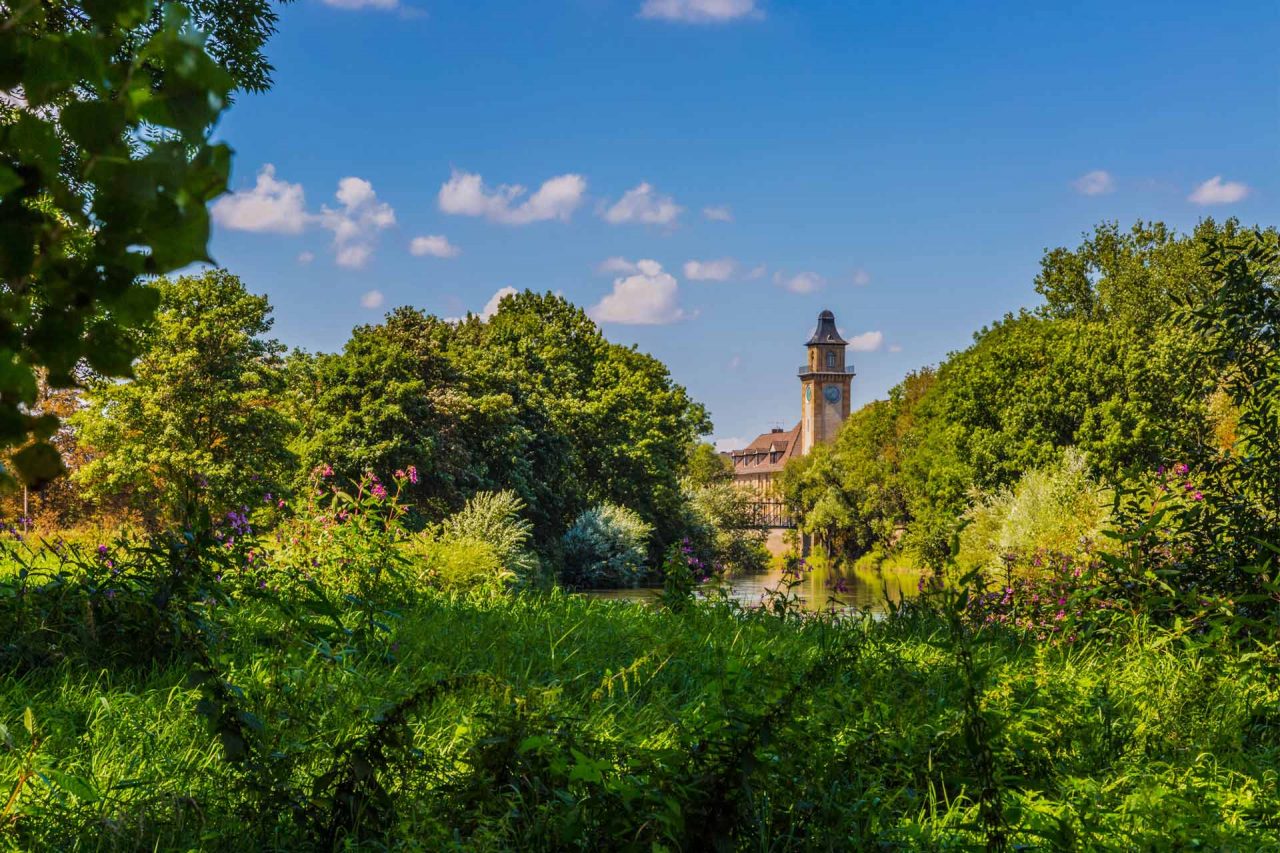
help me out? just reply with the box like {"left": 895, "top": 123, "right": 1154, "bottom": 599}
{"left": 13, "top": 276, "right": 713, "bottom": 560}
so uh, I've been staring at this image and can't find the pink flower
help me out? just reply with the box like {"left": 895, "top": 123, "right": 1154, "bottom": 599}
{"left": 372, "top": 483, "right": 388, "bottom": 500}
{"left": 1193, "top": 492, "right": 1204, "bottom": 501}
{"left": 395, "top": 469, "right": 406, "bottom": 480}
{"left": 407, "top": 465, "right": 419, "bottom": 484}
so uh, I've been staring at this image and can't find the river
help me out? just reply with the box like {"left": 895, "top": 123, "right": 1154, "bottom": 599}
{"left": 584, "top": 563, "right": 925, "bottom": 614}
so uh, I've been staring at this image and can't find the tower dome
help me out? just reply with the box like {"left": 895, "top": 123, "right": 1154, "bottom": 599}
{"left": 805, "top": 309, "right": 847, "bottom": 345}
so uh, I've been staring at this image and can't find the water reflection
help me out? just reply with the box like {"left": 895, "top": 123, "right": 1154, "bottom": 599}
{"left": 584, "top": 562, "right": 925, "bottom": 614}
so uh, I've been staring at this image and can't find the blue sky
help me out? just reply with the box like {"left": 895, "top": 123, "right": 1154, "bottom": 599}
{"left": 207, "top": 0, "right": 1279, "bottom": 449}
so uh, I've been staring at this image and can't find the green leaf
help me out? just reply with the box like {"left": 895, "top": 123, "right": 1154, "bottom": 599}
{"left": 22, "top": 707, "right": 34, "bottom": 736}
{"left": 0, "top": 165, "right": 21, "bottom": 197}
{"left": 44, "top": 770, "right": 100, "bottom": 803}
{"left": 10, "top": 441, "right": 67, "bottom": 487}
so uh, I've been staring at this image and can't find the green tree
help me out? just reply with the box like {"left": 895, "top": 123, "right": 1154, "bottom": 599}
{"left": 73, "top": 270, "right": 294, "bottom": 524}
{"left": 686, "top": 442, "right": 733, "bottom": 488}
{"left": 290, "top": 307, "right": 517, "bottom": 522}
{"left": 450, "top": 290, "right": 711, "bottom": 550}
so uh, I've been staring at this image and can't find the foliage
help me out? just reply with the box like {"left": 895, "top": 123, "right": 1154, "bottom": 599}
{"left": 72, "top": 271, "right": 295, "bottom": 526}
{"left": 957, "top": 448, "right": 1111, "bottom": 576}
{"left": 784, "top": 220, "right": 1270, "bottom": 569}
{"left": 682, "top": 481, "right": 768, "bottom": 576}
{"left": 685, "top": 441, "right": 732, "bottom": 487}
{"left": 437, "top": 489, "right": 540, "bottom": 587}
{"left": 287, "top": 307, "right": 510, "bottom": 523}
{"left": 3, "top": 563, "right": 1278, "bottom": 849}
{"left": 560, "top": 503, "right": 652, "bottom": 589}
{"left": 405, "top": 536, "right": 506, "bottom": 594}
{"left": 1, "top": 0, "right": 237, "bottom": 486}
{"left": 295, "top": 293, "right": 711, "bottom": 554}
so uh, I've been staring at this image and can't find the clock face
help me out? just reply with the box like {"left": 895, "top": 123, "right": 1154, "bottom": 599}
{"left": 823, "top": 385, "right": 841, "bottom": 404}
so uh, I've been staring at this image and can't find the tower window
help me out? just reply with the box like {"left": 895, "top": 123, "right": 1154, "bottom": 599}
{"left": 825, "top": 351, "right": 836, "bottom": 368}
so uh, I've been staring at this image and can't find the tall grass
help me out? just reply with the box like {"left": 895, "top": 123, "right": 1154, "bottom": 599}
{"left": 2, "top": 583, "right": 1277, "bottom": 849}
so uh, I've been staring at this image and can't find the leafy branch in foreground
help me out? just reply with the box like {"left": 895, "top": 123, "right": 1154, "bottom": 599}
{"left": 1, "top": 0, "right": 234, "bottom": 487}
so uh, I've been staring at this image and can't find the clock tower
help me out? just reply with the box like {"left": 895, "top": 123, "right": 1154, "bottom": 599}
{"left": 799, "top": 309, "right": 853, "bottom": 454}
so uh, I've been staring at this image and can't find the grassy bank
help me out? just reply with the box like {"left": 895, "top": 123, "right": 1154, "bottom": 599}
{"left": 3, "top": 583, "right": 1278, "bottom": 850}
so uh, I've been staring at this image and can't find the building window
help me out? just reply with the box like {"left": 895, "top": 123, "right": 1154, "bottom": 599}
{"left": 826, "top": 350, "right": 836, "bottom": 368}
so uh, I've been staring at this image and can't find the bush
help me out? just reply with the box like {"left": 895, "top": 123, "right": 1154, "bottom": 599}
{"left": 684, "top": 482, "right": 769, "bottom": 576}
{"left": 560, "top": 503, "right": 652, "bottom": 588}
{"left": 438, "top": 491, "right": 541, "bottom": 587}
{"left": 404, "top": 536, "right": 506, "bottom": 592}
{"left": 957, "top": 449, "right": 1110, "bottom": 578}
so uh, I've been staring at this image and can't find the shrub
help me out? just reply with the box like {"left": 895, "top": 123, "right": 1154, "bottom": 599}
{"left": 957, "top": 448, "right": 1110, "bottom": 578}
{"left": 404, "top": 536, "right": 506, "bottom": 592}
{"left": 439, "top": 491, "right": 541, "bottom": 586}
{"left": 686, "top": 482, "right": 769, "bottom": 576}
{"left": 560, "top": 503, "right": 652, "bottom": 588}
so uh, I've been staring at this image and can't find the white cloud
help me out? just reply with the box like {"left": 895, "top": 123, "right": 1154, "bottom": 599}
{"left": 703, "top": 205, "right": 734, "bottom": 222}
{"left": 728, "top": 354, "right": 742, "bottom": 370}
{"left": 590, "top": 259, "right": 690, "bottom": 325}
{"left": 851, "top": 268, "right": 871, "bottom": 286}
{"left": 597, "top": 256, "right": 641, "bottom": 275}
{"left": 714, "top": 436, "right": 748, "bottom": 453}
{"left": 684, "top": 258, "right": 738, "bottom": 281}
{"left": 888, "top": 343, "right": 903, "bottom": 353}
{"left": 297, "top": 251, "right": 315, "bottom": 264}
{"left": 360, "top": 290, "right": 385, "bottom": 309}
{"left": 1072, "top": 169, "right": 1115, "bottom": 196}
{"left": 213, "top": 166, "right": 395, "bottom": 267}
{"left": 602, "top": 182, "right": 683, "bottom": 226}
{"left": 846, "top": 331, "right": 884, "bottom": 352}
{"left": 746, "top": 264, "right": 768, "bottom": 279}
{"left": 409, "top": 234, "right": 461, "bottom": 258}
{"left": 774, "top": 270, "right": 825, "bottom": 294}
{"left": 1188, "top": 175, "right": 1250, "bottom": 205}
{"left": 438, "top": 169, "right": 586, "bottom": 225}
{"left": 479, "top": 286, "right": 519, "bottom": 321}
{"left": 318, "top": 177, "right": 396, "bottom": 269}
{"left": 212, "top": 164, "right": 309, "bottom": 234}
{"left": 445, "top": 286, "right": 521, "bottom": 324}
{"left": 640, "top": 0, "right": 762, "bottom": 23}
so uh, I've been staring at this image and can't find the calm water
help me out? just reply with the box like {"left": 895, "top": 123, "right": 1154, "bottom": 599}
{"left": 584, "top": 563, "right": 925, "bottom": 614}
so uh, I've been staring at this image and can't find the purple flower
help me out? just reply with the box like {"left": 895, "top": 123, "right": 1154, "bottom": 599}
{"left": 407, "top": 465, "right": 419, "bottom": 484}
{"left": 372, "top": 483, "right": 388, "bottom": 500}
{"left": 97, "top": 544, "right": 109, "bottom": 557}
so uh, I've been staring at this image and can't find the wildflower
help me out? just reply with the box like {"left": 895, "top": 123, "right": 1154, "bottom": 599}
{"left": 407, "top": 465, "right": 419, "bottom": 484}
{"left": 1175, "top": 462, "right": 1189, "bottom": 475}
{"left": 278, "top": 499, "right": 286, "bottom": 509}
{"left": 395, "top": 469, "right": 406, "bottom": 480}
{"left": 1193, "top": 492, "right": 1204, "bottom": 501}
{"left": 372, "top": 483, "right": 388, "bottom": 500}
{"left": 97, "top": 544, "right": 109, "bottom": 557}
{"left": 319, "top": 464, "right": 334, "bottom": 478}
